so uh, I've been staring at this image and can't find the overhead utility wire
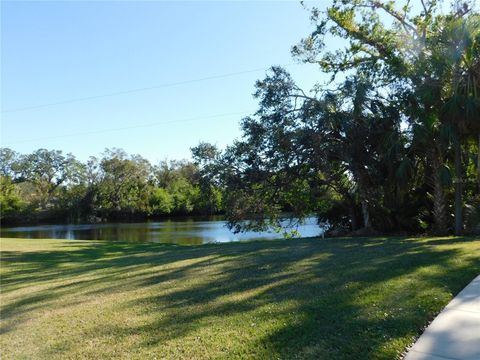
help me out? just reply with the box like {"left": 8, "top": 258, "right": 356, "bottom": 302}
{"left": 3, "top": 110, "right": 253, "bottom": 145}
{"left": 1, "top": 64, "right": 293, "bottom": 114}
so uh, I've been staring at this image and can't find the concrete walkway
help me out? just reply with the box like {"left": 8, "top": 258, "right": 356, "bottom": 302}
{"left": 405, "top": 275, "right": 480, "bottom": 360}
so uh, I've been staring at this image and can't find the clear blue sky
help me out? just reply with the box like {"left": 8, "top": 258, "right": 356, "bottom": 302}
{"left": 1, "top": 1, "right": 326, "bottom": 163}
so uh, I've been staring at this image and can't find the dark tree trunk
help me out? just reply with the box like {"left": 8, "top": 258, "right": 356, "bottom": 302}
{"left": 357, "top": 181, "right": 371, "bottom": 230}
{"left": 454, "top": 135, "right": 463, "bottom": 236}
{"left": 432, "top": 162, "right": 448, "bottom": 235}
{"left": 477, "top": 133, "right": 480, "bottom": 193}
{"left": 352, "top": 162, "right": 372, "bottom": 230}
{"left": 349, "top": 205, "right": 358, "bottom": 231}
{"left": 361, "top": 199, "right": 371, "bottom": 228}
{"left": 430, "top": 148, "right": 448, "bottom": 235}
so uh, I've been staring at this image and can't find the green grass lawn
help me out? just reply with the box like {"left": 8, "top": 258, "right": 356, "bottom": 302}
{"left": 0, "top": 236, "right": 479, "bottom": 359}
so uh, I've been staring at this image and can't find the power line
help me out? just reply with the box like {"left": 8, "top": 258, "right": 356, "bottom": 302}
{"left": 1, "top": 64, "right": 293, "bottom": 114}
{"left": 2, "top": 110, "right": 253, "bottom": 145}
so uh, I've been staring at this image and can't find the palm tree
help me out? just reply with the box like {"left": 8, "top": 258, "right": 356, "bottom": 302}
{"left": 410, "top": 116, "right": 450, "bottom": 235}
{"left": 440, "top": 12, "right": 480, "bottom": 235}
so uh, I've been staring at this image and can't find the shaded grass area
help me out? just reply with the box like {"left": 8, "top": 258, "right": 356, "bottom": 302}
{"left": 0, "top": 236, "right": 479, "bottom": 359}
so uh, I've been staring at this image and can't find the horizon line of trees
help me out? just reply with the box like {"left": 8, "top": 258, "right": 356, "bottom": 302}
{"left": 0, "top": 147, "right": 223, "bottom": 226}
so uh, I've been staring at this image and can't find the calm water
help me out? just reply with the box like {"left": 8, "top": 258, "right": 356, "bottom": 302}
{"left": 0, "top": 217, "right": 323, "bottom": 245}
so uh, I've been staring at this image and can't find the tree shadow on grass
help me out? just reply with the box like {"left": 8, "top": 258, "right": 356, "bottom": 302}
{"left": 111, "top": 237, "right": 478, "bottom": 357}
{"left": 1, "top": 236, "right": 479, "bottom": 359}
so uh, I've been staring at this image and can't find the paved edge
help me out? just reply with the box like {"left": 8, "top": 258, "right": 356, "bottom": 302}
{"left": 404, "top": 275, "right": 480, "bottom": 360}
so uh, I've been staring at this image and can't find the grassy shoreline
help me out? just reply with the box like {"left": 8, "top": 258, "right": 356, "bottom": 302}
{"left": 1, "top": 236, "right": 479, "bottom": 359}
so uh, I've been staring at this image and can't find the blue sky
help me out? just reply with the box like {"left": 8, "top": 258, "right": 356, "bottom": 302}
{"left": 1, "top": 0, "right": 326, "bottom": 163}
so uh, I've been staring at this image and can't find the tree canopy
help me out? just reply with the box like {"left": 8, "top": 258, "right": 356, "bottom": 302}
{"left": 208, "top": 0, "right": 479, "bottom": 235}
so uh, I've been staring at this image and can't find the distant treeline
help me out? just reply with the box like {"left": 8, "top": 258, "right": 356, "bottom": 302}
{"left": 0, "top": 147, "right": 223, "bottom": 225}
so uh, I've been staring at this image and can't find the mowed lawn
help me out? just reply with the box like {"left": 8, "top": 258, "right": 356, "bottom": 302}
{"left": 0, "top": 236, "right": 479, "bottom": 359}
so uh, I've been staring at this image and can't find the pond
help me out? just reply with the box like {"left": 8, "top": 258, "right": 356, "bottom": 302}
{"left": 0, "top": 217, "right": 323, "bottom": 245}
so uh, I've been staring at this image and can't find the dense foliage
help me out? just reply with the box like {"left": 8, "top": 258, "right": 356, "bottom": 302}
{"left": 0, "top": 147, "right": 223, "bottom": 225}
{"left": 202, "top": 0, "right": 479, "bottom": 236}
